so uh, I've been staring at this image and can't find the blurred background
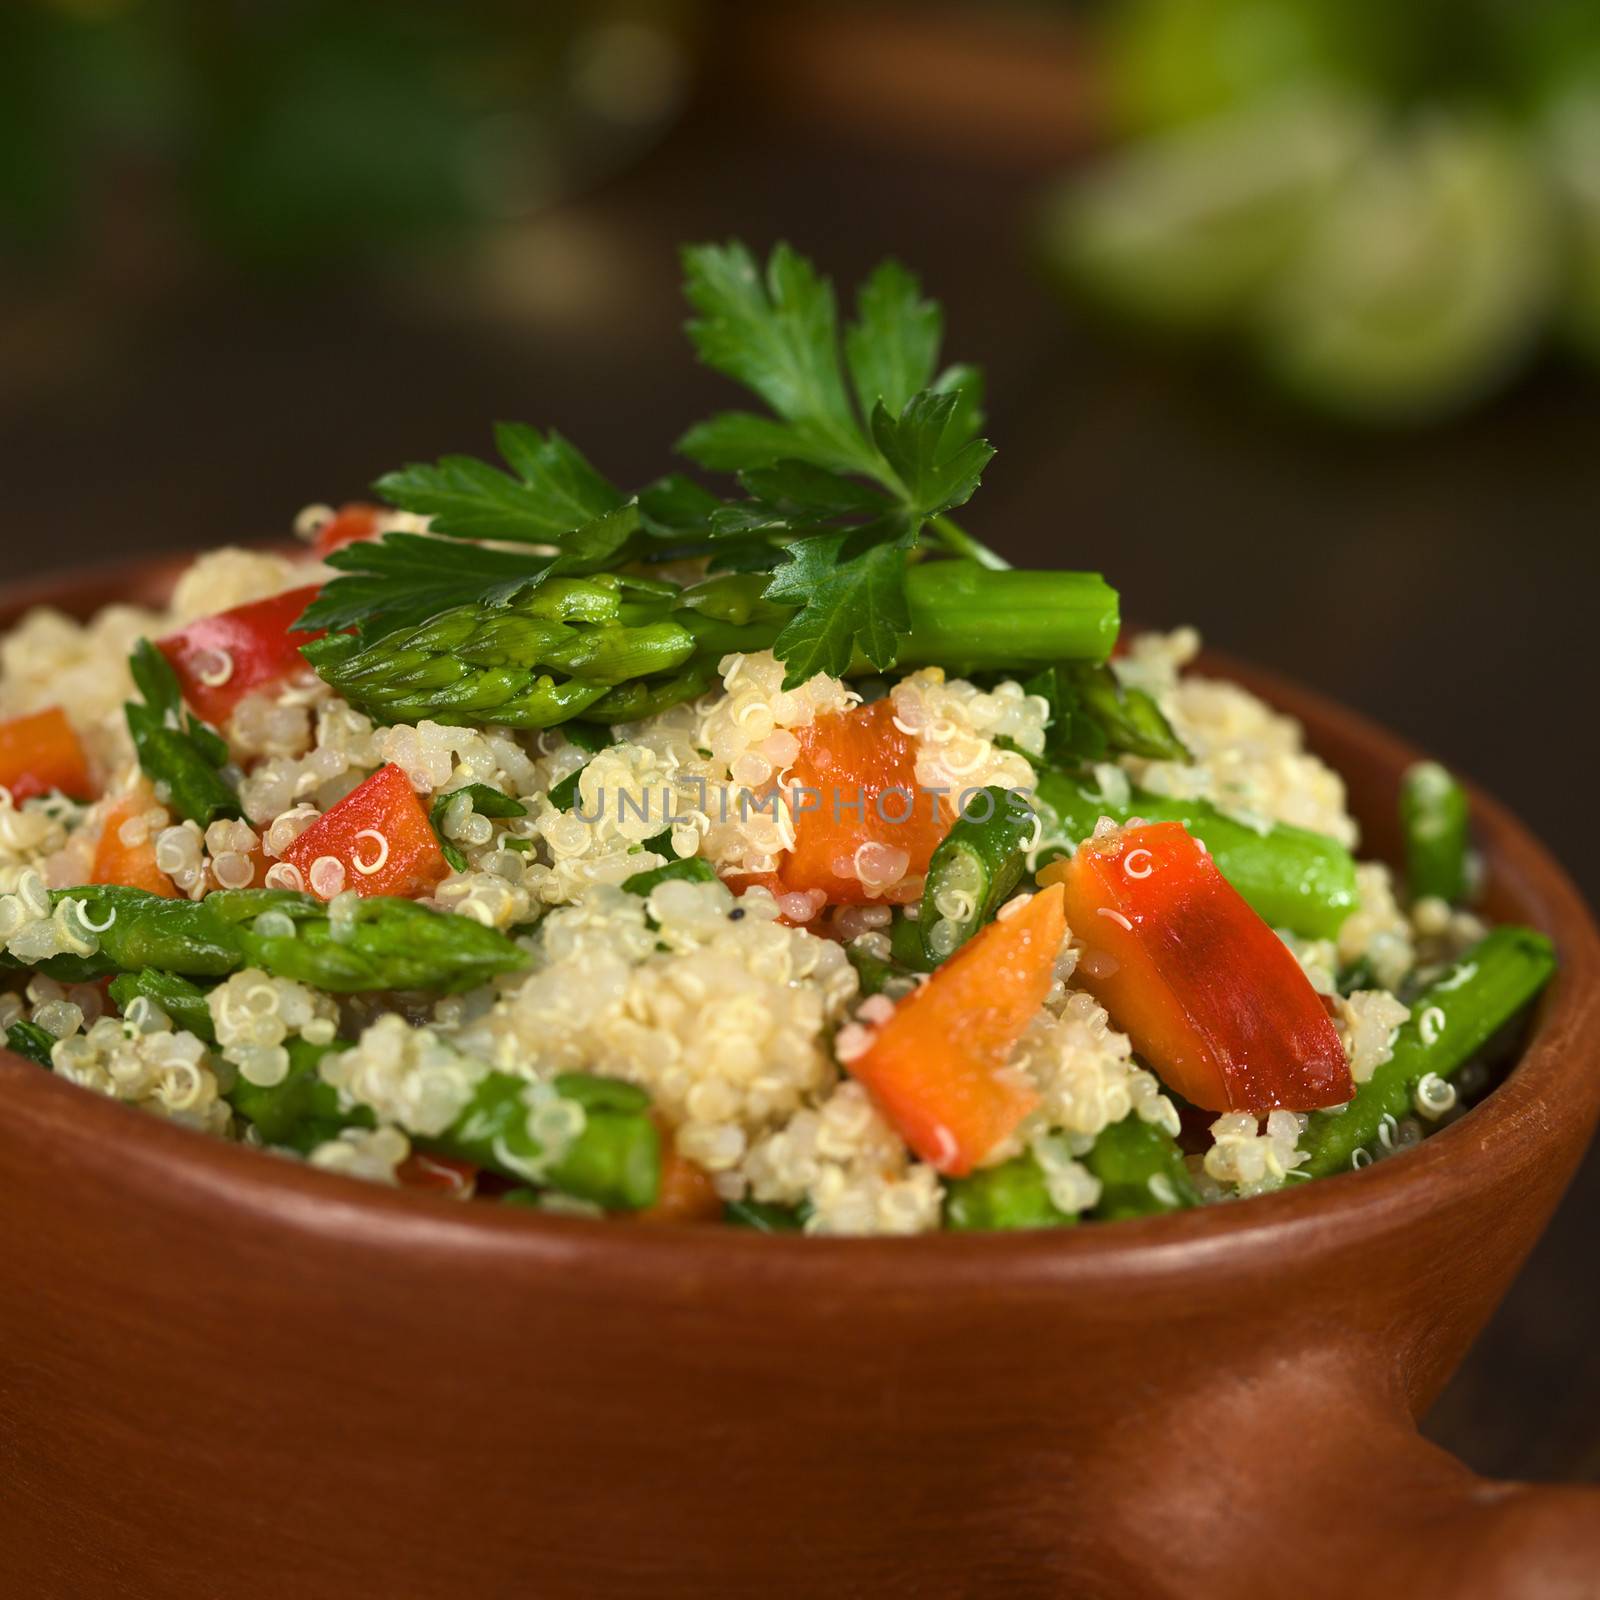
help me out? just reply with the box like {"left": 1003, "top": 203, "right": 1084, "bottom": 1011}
{"left": 2, "top": 0, "right": 1596, "bottom": 1482}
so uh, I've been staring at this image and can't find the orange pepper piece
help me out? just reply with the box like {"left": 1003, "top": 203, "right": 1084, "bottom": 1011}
{"left": 0, "top": 707, "right": 95, "bottom": 804}
{"left": 778, "top": 698, "right": 950, "bottom": 906}
{"left": 91, "top": 784, "right": 179, "bottom": 898}
{"left": 1049, "top": 821, "right": 1353, "bottom": 1114}
{"left": 847, "top": 882, "right": 1062, "bottom": 1176}
{"left": 633, "top": 1115, "right": 724, "bottom": 1224}
{"left": 281, "top": 763, "right": 450, "bottom": 901}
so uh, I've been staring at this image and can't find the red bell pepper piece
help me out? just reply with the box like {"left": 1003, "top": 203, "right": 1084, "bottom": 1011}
{"left": 280, "top": 763, "right": 450, "bottom": 901}
{"left": 777, "top": 698, "right": 950, "bottom": 905}
{"left": 847, "top": 882, "right": 1061, "bottom": 1175}
{"left": 397, "top": 1152, "right": 478, "bottom": 1199}
{"left": 0, "top": 707, "right": 94, "bottom": 803}
{"left": 92, "top": 784, "right": 179, "bottom": 898}
{"left": 312, "top": 502, "right": 383, "bottom": 558}
{"left": 1049, "top": 821, "right": 1353, "bottom": 1114}
{"left": 156, "top": 585, "right": 325, "bottom": 727}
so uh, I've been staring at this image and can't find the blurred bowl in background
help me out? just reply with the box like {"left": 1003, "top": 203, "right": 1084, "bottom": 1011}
{"left": 1040, "top": 0, "right": 1600, "bottom": 426}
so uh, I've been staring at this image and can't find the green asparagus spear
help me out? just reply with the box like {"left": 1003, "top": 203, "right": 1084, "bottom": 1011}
{"left": 919, "top": 786, "right": 1036, "bottom": 963}
{"left": 1400, "top": 761, "right": 1471, "bottom": 905}
{"left": 22, "top": 886, "right": 527, "bottom": 994}
{"left": 32, "top": 887, "right": 245, "bottom": 980}
{"left": 211, "top": 891, "right": 528, "bottom": 994}
{"left": 1034, "top": 767, "right": 1358, "bottom": 939}
{"left": 1298, "top": 926, "right": 1556, "bottom": 1178}
{"left": 303, "top": 563, "right": 1120, "bottom": 731}
{"left": 109, "top": 969, "right": 218, "bottom": 1044}
{"left": 423, "top": 1071, "right": 660, "bottom": 1211}
{"left": 229, "top": 1039, "right": 367, "bottom": 1153}
{"left": 5, "top": 1020, "right": 57, "bottom": 1068}
{"left": 1084, "top": 1115, "right": 1198, "bottom": 1220}
{"left": 890, "top": 911, "right": 937, "bottom": 974}
{"left": 944, "top": 1155, "right": 1078, "bottom": 1231}
{"left": 231, "top": 1042, "right": 661, "bottom": 1212}
{"left": 578, "top": 661, "right": 722, "bottom": 726}
{"left": 843, "top": 940, "right": 900, "bottom": 998}
{"left": 843, "top": 910, "right": 940, "bottom": 997}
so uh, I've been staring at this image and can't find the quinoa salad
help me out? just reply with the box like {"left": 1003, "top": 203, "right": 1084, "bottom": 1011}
{"left": 0, "top": 244, "right": 1555, "bottom": 1235}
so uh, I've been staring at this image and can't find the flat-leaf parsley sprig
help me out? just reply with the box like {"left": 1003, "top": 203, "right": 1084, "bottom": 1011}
{"left": 298, "top": 241, "right": 1121, "bottom": 724}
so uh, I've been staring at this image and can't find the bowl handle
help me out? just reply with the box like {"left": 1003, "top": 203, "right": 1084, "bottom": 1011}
{"left": 1100, "top": 1352, "right": 1600, "bottom": 1599}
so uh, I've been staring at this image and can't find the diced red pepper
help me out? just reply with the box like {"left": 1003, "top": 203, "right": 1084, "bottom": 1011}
{"left": 156, "top": 585, "right": 325, "bottom": 727}
{"left": 847, "top": 883, "right": 1062, "bottom": 1176}
{"left": 776, "top": 698, "right": 950, "bottom": 906}
{"left": 397, "top": 1152, "right": 478, "bottom": 1199}
{"left": 92, "top": 784, "right": 179, "bottom": 898}
{"left": 0, "top": 707, "right": 94, "bottom": 803}
{"left": 1047, "top": 821, "right": 1353, "bottom": 1114}
{"left": 281, "top": 763, "right": 449, "bottom": 901}
{"left": 312, "top": 502, "right": 383, "bottom": 558}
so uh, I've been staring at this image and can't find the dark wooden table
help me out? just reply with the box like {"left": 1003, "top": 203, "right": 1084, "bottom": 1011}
{"left": 1, "top": 1, "right": 1594, "bottom": 1486}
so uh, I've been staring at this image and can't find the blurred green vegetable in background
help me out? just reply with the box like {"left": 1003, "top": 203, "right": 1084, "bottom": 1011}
{"left": 0, "top": 0, "right": 699, "bottom": 272}
{"left": 1045, "top": 0, "right": 1600, "bottom": 423}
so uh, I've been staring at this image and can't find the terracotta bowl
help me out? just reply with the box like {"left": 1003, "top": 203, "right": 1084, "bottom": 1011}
{"left": 3, "top": 555, "right": 1598, "bottom": 1600}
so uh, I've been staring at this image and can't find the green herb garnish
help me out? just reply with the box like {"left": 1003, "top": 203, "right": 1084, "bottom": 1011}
{"left": 294, "top": 242, "right": 1055, "bottom": 707}
{"left": 5, "top": 1020, "right": 57, "bottom": 1068}
{"left": 1023, "top": 662, "right": 1187, "bottom": 767}
{"left": 124, "top": 640, "right": 243, "bottom": 828}
{"left": 427, "top": 783, "right": 528, "bottom": 873}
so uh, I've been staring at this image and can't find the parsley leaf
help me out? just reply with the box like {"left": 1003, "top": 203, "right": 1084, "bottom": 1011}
{"left": 125, "top": 641, "right": 243, "bottom": 828}
{"left": 869, "top": 391, "right": 994, "bottom": 519}
{"left": 679, "top": 242, "right": 868, "bottom": 474}
{"left": 298, "top": 535, "right": 557, "bottom": 636}
{"left": 428, "top": 784, "right": 528, "bottom": 873}
{"left": 1024, "top": 664, "right": 1189, "bottom": 766}
{"left": 622, "top": 855, "right": 716, "bottom": 896}
{"left": 301, "top": 504, "right": 643, "bottom": 641}
{"left": 845, "top": 257, "right": 941, "bottom": 419}
{"left": 762, "top": 530, "right": 913, "bottom": 683}
{"left": 376, "top": 423, "right": 623, "bottom": 543}
{"left": 710, "top": 461, "right": 889, "bottom": 536}
{"left": 528, "top": 500, "right": 642, "bottom": 580}
{"left": 677, "top": 242, "right": 996, "bottom": 531}
{"left": 636, "top": 474, "right": 726, "bottom": 539}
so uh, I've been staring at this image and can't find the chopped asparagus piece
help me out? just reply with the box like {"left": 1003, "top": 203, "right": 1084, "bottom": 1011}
{"left": 1084, "top": 1115, "right": 1198, "bottom": 1220}
{"left": 944, "top": 1154, "right": 1078, "bottom": 1231}
{"left": 1299, "top": 926, "right": 1556, "bottom": 1178}
{"left": 1400, "top": 761, "right": 1471, "bottom": 905}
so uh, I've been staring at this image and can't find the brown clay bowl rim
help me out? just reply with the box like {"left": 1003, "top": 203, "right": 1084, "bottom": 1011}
{"left": 4, "top": 549, "right": 1598, "bottom": 1295}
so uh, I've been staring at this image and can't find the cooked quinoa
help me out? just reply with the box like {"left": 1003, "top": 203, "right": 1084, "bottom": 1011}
{"left": 0, "top": 528, "right": 1525, "bottom": 1237}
